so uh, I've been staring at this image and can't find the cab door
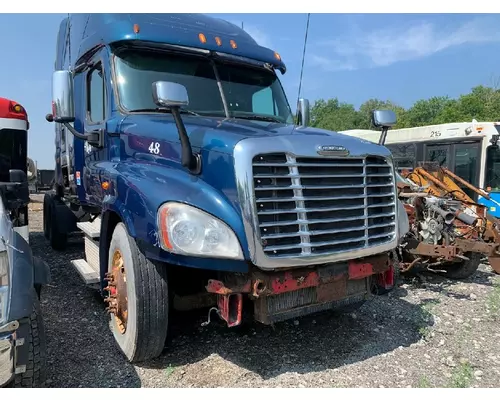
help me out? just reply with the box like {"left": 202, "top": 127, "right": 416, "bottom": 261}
{"left": 78, "top": 49, "right": 109, "bottom": 207}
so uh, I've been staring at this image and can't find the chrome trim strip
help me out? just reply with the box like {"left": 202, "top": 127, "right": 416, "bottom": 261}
{"left": 233, "top": 134, "right": 399, "bottom": 270}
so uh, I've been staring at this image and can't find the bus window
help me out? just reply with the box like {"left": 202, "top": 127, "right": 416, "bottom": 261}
{"left": 485, "top": 145, "right": 500, "bottom": 192}
{"left": 426, "top": 145, "right": 449, "bottom": 167}
{"left": 454, "top": 143, "right": 479, "bottom": 200}
{"left": 386, "top": 143, "right": 416, "bottom": 171}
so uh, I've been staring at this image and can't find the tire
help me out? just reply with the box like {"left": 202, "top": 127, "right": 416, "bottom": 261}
{"left": 442, "top": 252, "right": 482, "bottom": 280}
{"left": 34, "top": 284, "right": 42, "bottom": 299}
{"left": 107, "top": 222, "right": 169, "bottom": 363}
{"left": 8, "top": 290, "right": 47, "bottom": 388}
{"left": 47, "top": 195, "right": 67, "bottom": 251}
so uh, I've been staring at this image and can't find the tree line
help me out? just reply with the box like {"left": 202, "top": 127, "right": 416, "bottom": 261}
{"left": 308, "top": 85, "right": 500, "bottom": 132}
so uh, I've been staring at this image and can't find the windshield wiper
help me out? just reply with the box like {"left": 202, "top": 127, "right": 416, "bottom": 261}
{"left": 232, "top": 114, "right": 283, "bottom": 123}
{"left": 129, "top": 108, "right": 200, "bottom": 117}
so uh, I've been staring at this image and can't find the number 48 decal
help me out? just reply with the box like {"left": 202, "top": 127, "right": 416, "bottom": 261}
{"left": 148, "top": 142, "right": 161, "bottom": 154}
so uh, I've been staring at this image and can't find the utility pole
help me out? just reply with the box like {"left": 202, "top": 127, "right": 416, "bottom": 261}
{"left": 241, "top": 21, "right": 244, "bottom": 30}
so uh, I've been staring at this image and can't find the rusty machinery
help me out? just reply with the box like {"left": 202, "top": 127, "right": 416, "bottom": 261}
{"left": 394, "top": 162, "right": 500, "bottom": 278}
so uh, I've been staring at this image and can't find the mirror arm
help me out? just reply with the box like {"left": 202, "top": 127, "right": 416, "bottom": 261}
{"left": 379, "top": 127, "right": 388, "bottom": 146}
{"left": 170, "top": 108, "right": 201, "bottom": 175}
{"left": 63, "top": 122, "right": 88, "bottom": 141}
{"left": 45, "top": 114, "right": 88, "bottom": 141}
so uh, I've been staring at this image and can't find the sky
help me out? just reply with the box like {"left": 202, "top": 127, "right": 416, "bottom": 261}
{"left": 1, "top": 13, "right": 500, "bottom": 169}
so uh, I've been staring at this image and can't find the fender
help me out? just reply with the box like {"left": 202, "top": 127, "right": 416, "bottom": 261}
{"left": 98, "top": 159, "right": 249, "bottom": 281}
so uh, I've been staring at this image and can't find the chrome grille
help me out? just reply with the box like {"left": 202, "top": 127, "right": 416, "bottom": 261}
{"left": 252, "top": 153, "right": 397, "bottom": 258}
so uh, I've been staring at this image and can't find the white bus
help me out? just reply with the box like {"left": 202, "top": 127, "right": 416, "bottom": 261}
{"left": 340, "top": 120, "right": 500, "bottom": 217}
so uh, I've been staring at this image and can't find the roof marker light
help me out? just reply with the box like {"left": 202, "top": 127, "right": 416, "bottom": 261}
{"left": 133, "top": 24, "right": 140, "bottom": 34}
{"left": 12, "top": 104, "right": 24, "bottom": 113}
{"left": 6, "top": 101, "right": 28, "bottom": 120}
{"left": 199, "top": 33, "right": 207, "bottom": 44}
{"left": 274, "top": 52, "right": 281, "bottom": 60}
{"left": 229, "top": 40, "right": 237, "bottom": 49}
{"left": 215, "top": 36, "right": 222, "bottom": 46}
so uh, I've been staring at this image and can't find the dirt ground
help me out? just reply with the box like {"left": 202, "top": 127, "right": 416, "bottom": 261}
{"left": 28, "top": 194, "right": 500, "bottom": 388}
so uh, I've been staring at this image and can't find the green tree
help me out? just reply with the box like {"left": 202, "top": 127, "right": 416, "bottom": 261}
{"left": 306, "top": 83, "right": 500, "bottom": 133}
{"left": 358, "top": 98, "right": 408, "bottom": 129}
{"left": 310, "top": 98, "right": 361, "bottom": 132}
{"left": 454, "top": 85, "right": 500, "bottom": 122}
{"left": 404, "top": 96, "right": 454, "bottom": 127}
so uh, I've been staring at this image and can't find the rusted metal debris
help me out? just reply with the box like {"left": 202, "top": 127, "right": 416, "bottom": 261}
{"left": 395, "top": 163, "right": 500, "bottom": 278}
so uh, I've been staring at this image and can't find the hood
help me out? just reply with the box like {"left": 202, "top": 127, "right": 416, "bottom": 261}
{"left": 119, "top": 114, "right": 391, "bottom": 157}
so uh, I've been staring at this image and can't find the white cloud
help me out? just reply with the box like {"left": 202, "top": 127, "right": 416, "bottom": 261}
{"left": 313, "top": 16, "right": 500, "bottom": 71}
{"left": 308, "top": 54, "right": 357, "bottom": 72}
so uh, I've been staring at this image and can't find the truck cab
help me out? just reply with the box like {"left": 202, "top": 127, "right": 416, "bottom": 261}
{"left": 44, "top": 13, "right": 408, "bottom": 363}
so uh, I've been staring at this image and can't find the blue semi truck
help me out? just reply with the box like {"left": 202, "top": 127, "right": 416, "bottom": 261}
{"left": 43, "top": 13, "right": 408, "bottom": 363}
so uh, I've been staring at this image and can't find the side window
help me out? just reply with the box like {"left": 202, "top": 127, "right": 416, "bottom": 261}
{"left": 87, "top": 63, "right": 105, "bottom": 123}
{"left": 252, "top": 87, "right": 277, "bottom": 116}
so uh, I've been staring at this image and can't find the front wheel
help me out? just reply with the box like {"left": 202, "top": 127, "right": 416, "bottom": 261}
{"left": 106, "top": 223, "right": 170, "bottom": 363}
{"left": 441, "top": 252, "right": 482, "bottom": 280}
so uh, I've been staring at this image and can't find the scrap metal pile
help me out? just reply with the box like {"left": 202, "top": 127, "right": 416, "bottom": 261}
{"left": 394, "top": 162, "right": 500, "bottom": 279}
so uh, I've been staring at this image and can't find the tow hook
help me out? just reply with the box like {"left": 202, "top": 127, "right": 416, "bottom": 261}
{"left": 200, "top": 293, "right": 244, "bottom": 328}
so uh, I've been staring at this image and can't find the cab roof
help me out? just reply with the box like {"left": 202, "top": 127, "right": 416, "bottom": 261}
{"left": 56, "top": 13, "right": 286, "bottom": 73}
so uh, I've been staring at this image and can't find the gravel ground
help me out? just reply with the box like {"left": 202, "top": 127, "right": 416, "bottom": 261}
{"left": 28, "top": 194, "right": 500, "bottom": 388}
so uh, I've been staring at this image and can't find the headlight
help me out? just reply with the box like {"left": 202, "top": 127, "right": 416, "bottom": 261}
{"left": 157, "top": 202, "right": 244, "bottom": 260}
{"left": 0, "top": 250, "right": 10, "bottom": 326}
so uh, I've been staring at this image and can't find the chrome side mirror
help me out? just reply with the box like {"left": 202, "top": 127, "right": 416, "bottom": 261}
{"left": 297, "top": 98, "right": 310, "bottom": 127}
{"left": 51, "top": 70, "right": 75, "bottom": 123}
{"left": 152, "top": 81, "right": 189, "bottom": 108}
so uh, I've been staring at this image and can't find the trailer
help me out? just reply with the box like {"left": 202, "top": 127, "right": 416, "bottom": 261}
{"left": 36, "top": 169, "right": 55, "bottom": 192}
{"left": 43, "top": 13, "right": 409, "bottom": 363}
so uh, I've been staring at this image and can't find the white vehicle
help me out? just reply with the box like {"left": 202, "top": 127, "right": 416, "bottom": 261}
{"left": 341, "top": 120, "right": 500, "bottom": 217}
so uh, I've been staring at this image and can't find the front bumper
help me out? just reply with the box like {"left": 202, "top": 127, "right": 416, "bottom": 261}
{"left": 0, "top": 321, "right": 17, "bottom": 387}
{"left": 206, "top": 252, "right": 391, "bottom": 326}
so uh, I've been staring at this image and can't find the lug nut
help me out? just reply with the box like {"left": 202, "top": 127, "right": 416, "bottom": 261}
{"left": 104, "top": 297, "right": 116, "bottom": 303}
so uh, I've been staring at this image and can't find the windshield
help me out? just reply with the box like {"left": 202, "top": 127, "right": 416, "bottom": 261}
{"left": 113, "top": 48, "right": 294, "bottom": 124}
{"left": 485, "top": 145, "right": 500, "bottom": 191}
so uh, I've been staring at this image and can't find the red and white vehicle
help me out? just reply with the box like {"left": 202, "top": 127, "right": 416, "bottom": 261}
{"left": 0, "top": 97, "right": 30, "bottom": 242}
